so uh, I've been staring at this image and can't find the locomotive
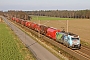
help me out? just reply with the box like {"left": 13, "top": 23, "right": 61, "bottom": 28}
{"left": 11, "top": 17, "right": 81, "bottom": 49}
{"left": 56, "top": 32, "right": 81, "bottom": 49}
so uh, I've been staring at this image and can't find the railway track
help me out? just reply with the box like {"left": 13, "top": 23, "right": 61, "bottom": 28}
{"left": 8, "top": 18, "right": 90, "bottom": 60}
{"left": 78, "top": 46, "right": 90, "bottom": 59}
{"left": 74, "top": 50, "right": 90, "bottom": 60}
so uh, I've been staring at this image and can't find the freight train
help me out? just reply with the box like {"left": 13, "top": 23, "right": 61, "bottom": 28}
{"left": 11, "top": 17, "right": 81, "bottom": 49}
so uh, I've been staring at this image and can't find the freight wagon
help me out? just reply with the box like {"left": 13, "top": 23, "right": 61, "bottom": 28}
{"left": 40, "top": 25, "right": 49, "bottom": 35}
{"left": 21, "top": 20, "right": 26, "bottom": 26}
{"left": 12, "top": 17, "right": 16, "bottom": 21}
{"left": 30, "top": 23, "right": 37, "bottom": 30}
{"left": 15, "top": 18, "right": 20, "bottom": 23}
{"left": 46, "top": 27, "right": 60, "bottom": 40}
{"left": 34, "top": 24, "right": 41, "bottom": 32}
{"left": 27, "top": 21, "right": 32, "bottom": 28}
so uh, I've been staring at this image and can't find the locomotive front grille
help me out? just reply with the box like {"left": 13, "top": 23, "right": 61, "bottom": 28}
{"left": 74, "top": 45, "right": 78, "bottom": 48}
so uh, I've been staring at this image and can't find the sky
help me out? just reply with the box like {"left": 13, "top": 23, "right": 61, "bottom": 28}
{"left": 0, "top": 0, "right": 90, "bottom": 11}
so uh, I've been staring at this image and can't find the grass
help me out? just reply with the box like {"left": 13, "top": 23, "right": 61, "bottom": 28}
{"left": 81, "top": 40, "right": 90, "bottom": 49}
{"left": 0, "top": 22, "right": 35, "bottom": 60}
{"left": 31, "top": 15, "right": 73, "bottom": 20}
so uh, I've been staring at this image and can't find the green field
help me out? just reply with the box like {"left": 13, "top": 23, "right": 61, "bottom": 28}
{"left": 31, "top": 15, "right": 73, "bottom": 20}
{"left": 0, "top": 22, "right": 35, "bottom": 60}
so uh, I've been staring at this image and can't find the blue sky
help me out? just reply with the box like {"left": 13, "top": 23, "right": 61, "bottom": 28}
{"left": 0, "top": 0, "right": 90, "bottom": 11}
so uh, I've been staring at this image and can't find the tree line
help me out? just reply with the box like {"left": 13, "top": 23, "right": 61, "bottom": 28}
{"left": 0, "top": 11, "right": 3, "bottom": 16}
{"left": 25, "top": 9, "right": 90, "bottom": 19}
{"left": 0, "top": 10, "right": 31, "bottom": 20}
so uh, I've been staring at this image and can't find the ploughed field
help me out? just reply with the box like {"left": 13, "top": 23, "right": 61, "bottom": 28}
{"left": 31, "top": 17, "right": 90, "bottom": 45}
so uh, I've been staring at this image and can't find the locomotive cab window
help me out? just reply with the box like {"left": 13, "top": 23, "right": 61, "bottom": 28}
{"left": 72, "top": 38, "right": 79, "bottom": 40}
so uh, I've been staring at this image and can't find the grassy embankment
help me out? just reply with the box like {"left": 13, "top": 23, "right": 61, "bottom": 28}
{"left": 0, "top": 22, "right": 35, "bottom": 60}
